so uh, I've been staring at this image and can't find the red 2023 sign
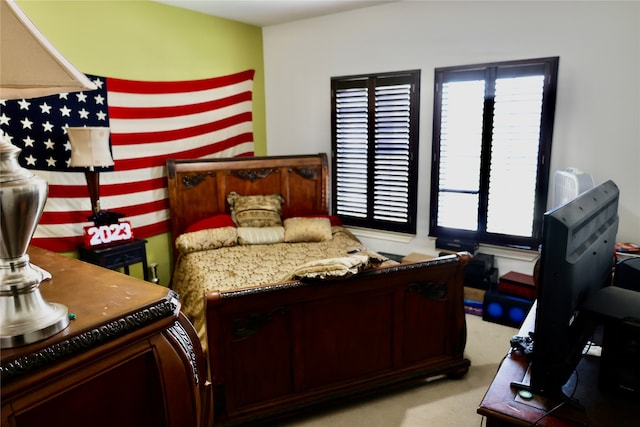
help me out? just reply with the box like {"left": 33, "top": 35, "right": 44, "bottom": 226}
{"left": 83, "top": 221, "right": 134, "bottom": 248}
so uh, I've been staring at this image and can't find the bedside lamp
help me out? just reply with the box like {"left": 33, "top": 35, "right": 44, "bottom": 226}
{"left": 66, "top": 127, "right": 123, "bottom": 226}
{"left": 0, "top": 0, "right": 97, "bottom": 347}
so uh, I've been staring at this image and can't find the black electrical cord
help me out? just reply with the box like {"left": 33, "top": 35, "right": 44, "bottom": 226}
{"left": 527, "top": 400, "right": 568, "bottom": 426}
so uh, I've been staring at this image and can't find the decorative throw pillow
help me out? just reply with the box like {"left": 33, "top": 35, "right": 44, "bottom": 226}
{"left": 288, "top": 214, "right": 342, "bottom": 227}
{"left": 185, "top": 214, "right": 236, "bottom": 233}
{"left": 175, "top": 227, "right": 238, "bottom": 254}
{"left": 284, "top": 217, "right": 332, "bottom": 243}
{"left": 227, "top": 192, "right": 284, "bottom": 227}
{"left": 237, "top": 226, "right": 285, "bottom": 245}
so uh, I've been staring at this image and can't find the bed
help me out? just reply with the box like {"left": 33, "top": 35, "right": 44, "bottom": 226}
{"left": 166, "top": 153, "right": 471, "bottom": 426}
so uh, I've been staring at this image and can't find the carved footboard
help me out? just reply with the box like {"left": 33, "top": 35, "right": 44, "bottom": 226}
{"left": 205, "top": 252, "right": 472, "bottom": 426}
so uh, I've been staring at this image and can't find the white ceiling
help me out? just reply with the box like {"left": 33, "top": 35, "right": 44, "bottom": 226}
{"left": 152, "top": 0, "right": 397, "bottom": 27}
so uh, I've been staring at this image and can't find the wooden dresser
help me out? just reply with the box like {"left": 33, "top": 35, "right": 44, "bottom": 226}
{"left": 1, "top": 246, "right": 211, "bottom": 427}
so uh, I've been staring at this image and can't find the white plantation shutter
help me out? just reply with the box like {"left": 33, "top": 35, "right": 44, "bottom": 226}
{"left": 487, "top": 75, "right": 545, "bottom": 237}
{"left": 431, "top": 57, "right": 558, "bottom": 249}
{"left": 374, "top": 83, "right": 411, "bottom": 223}
{"left": 332, "top": 71, "right": 420, "bottom": 233}
{"left": 335, "top": 85, "right": 369, "bottom": 218}
{"left": 437, "top": 79, "right": 485, "bottom": 231}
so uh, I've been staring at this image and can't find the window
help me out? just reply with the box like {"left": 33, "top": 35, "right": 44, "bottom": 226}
{"left": 331, "top": 70, "right": 420, "bottom": 234}
{"left": 430, "top": 57, "right": 559, "bottom": 250}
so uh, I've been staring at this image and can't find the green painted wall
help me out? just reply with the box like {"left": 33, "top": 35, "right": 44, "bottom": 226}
{"left": 17, "top": 0, "right": 266, "bottom": 285}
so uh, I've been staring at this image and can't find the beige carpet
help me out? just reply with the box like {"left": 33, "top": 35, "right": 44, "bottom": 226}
{"left": 278, "top": 314, "right": 518, "bottom": 427}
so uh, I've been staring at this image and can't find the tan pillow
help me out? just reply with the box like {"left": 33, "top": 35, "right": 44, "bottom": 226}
{"left": 237, "top": 226, "right": 285, "bottom": 245}
{"left": 227, "top": 192, "right": 284, "bottom": 227}
{"left": 175, "top": 227, "right": 238, "bottom": 254}
{"left": 283, "top": 217, "right": 332, "bottom": 243}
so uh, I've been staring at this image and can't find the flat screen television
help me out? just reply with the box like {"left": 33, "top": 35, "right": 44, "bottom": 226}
{"left": 525, "top": 180, "right": 619, "bottom": 400}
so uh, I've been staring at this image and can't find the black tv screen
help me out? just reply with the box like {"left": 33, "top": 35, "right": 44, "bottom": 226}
{"left": 529, "top": 180, "right": 619, "bottom": 398}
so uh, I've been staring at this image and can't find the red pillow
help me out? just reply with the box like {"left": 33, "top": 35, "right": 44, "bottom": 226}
{"left": 185, "top": 214, "right": 236, "bottom": 233}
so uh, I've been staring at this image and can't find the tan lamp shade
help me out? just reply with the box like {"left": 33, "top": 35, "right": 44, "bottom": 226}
{"left": 67, "top": 127, "right": 114, "bottom": 169}
{"left": 0, "top": 0, "right": 99, "bottom": 348}
{"left": 0, "top": 0, "right": 97, "bottom": 100}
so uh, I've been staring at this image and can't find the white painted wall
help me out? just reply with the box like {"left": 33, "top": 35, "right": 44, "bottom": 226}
{"left": 263, "top": 1, "right": 640, "bottom": 275}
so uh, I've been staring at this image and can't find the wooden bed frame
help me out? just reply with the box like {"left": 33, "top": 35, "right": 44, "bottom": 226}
{"left": 166, "top": 153, "right": 471, "bottom": 426}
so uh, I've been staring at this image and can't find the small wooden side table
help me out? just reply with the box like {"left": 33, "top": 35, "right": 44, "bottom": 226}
{"left": 78, "top": 238, "right": 149, "bottom": 281}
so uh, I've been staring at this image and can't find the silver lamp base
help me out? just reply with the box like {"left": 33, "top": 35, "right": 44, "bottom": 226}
{"left": 0, "top": 138, "right": 70, "bottom": 348}
{"left": 0, "top": 256, "right": 69, "bottom": 348}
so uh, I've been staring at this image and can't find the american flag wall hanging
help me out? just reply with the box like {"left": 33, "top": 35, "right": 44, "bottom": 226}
{"left": 0, "top": 70, "right": 255, "bottom": 252}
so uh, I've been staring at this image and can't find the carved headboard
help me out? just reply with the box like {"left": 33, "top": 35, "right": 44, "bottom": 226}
{"left": 166, "top": 153, "right": 329, "bottom": 242}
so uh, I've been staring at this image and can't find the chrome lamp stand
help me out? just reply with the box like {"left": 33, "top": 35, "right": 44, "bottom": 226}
{"left": 0, "top": 139, "right": 69, "bottom": 347}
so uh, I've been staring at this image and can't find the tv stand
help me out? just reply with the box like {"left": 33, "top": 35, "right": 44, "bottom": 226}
{"left": 509, "top": 365, "right": 586, "bottom": 413}
{"left": 478, "top": 301, "right": 639, "bottom": 426}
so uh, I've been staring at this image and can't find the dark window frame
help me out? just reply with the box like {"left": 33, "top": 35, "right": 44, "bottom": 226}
{"left": 331, "top": 70, "right": 421, "bottom": 234}
{"left": 430, "top": 57, "right": 559, "bottom": 250}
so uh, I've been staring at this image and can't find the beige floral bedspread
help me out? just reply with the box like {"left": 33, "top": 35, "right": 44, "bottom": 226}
{"left": 172, "top": 226, "right": 391, "bottom": 348}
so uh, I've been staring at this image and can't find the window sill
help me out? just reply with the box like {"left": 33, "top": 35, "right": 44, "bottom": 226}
{"left": 345, "top": 226, "right": 414, "bottom": 244}
{"left": 425, "top": 236, "right": 540, "bottom": 263}
{"left": 345, "top": 227, "right": 541, "bottom": 265}
{"left": 476, "top": 243, "right": 540, "bottom": 263}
